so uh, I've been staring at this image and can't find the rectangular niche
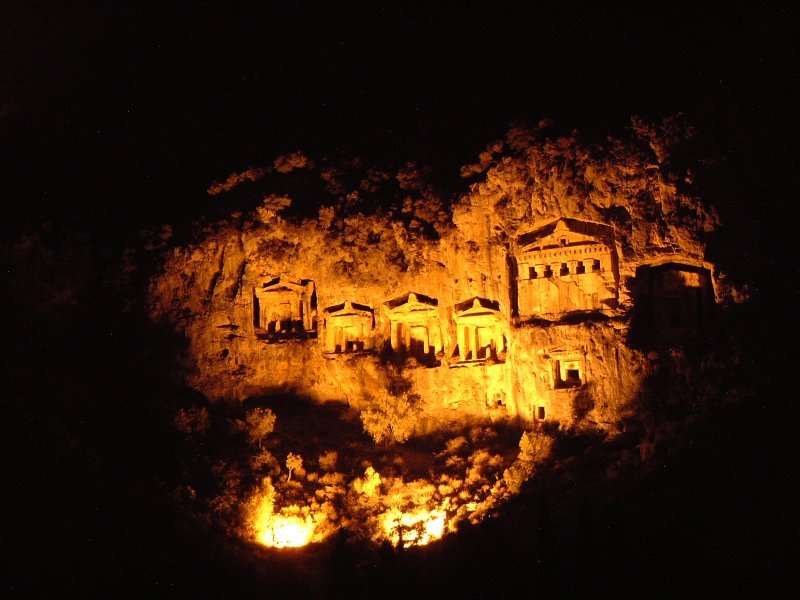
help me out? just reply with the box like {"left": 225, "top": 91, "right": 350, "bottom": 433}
{"left": 253, "top": 277, "right": 316, "bottom": 341}
{"left": 542, "top": 348, "right": 586, "bottom": 390}
{"left": 323, "top": 301, "right": 374, "bottom": 354}
{"left": 554, "top": 357, "right": 583, "bottom": 389}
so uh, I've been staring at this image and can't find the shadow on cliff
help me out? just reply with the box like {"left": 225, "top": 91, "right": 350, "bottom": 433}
{"left": 626, "top": 262, "right": 716, "bottom": 351}
{"left": 571, "top": 385, "right": 596, "bottom": 423}
{"left": 198, "top": 386, "right": 531, "bottom": 477}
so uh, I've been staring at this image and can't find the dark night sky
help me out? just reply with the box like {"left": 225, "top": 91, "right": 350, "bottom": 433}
{"left": 2, "top": 4, "right": 797, "bottom": 240}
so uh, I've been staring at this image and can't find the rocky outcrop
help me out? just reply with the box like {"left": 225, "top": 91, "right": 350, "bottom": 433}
{"left": 147, "top": 118, "right": 728, "bottom": 434}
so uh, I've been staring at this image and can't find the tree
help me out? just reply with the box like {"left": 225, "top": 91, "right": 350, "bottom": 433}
{"left": 360, "top": 390, "right": 420, "bottom": 445}
{"left": 318, "top": 450, "right": 338, "bottom": 472}
{"left": 251, "top": 449, "right": 281, "bottom": 476}
{"left": 246, "top": 407, "right": 276, "bottom": 449}
{"left": 285, "top": 452, "right": 303, "bottom": 481}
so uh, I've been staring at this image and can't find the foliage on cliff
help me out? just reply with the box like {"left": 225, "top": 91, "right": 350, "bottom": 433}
{"left": 456, "top": 115, "right": 717, "bottom": 259}
{"left": 150, "top": 116, "right": 719, "bottom": 327}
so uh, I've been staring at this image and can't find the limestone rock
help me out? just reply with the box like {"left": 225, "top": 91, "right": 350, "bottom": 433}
{"left": 147, "top": 120, "right": 728, "bottom": 433}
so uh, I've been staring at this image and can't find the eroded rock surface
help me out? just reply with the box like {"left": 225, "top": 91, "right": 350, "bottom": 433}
{"left": 148, "top": 118, "right": 728, "bottom": 434}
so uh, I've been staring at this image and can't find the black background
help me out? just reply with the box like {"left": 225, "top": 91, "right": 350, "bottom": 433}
{"left": 2, "top": 4, "right": 797, "bottom": 234}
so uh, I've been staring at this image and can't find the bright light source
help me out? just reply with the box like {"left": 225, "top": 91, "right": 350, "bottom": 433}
{"left": 257, "top": 514, "right": 314, "bottom": 548}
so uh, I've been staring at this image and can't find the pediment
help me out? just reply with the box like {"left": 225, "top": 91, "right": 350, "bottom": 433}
{"left": 539, "top": 346, "right": 584, "bottom": 359}
{"left": 385, "top": 292, "right": 438, "bottom": 314}
{"left": 454, "top": 297, "right": 501, "bottom": 319}
{"left": 257, "top": 276, "right": 312, "bottom": 295}
{"left": 324, "top": 300, "right": 373, "bottom": 318}
{"left": 518, "top": 218, "right": 614, "bottom": 252}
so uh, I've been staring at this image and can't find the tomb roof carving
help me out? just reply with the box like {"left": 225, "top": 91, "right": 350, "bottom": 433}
{"left": 324, "top": 300, "right": 373, "bottom": 316}
{"left": 257, "top": 276, "right": 314, "bottom": 294}
{"left": 453, "top": 297, "right": 501, "bottom": 317}
{"left": 540, "top": 346, "right": 585, "bottom": 358}
{"left": 518, "top": 218, "right": 615, "bottom": 251}
{"left": 385, "top": 291, "right": 438, "bottom": 311}
{"left": 641, "top": 260, "right": 711, "bottom": 275}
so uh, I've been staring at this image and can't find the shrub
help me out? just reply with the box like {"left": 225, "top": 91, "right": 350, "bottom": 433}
{"left": 246, "top": 407, "right": 277, "bottom": 449}
{"left": 360, "top": 390, "right": 420, "bottom": 445}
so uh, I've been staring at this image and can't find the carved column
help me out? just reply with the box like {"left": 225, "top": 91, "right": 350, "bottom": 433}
{"left": 457, "top": 323, "right": 466, "bottom": 361}
{"left": 432, "top": 318, "right": 442, "bottom": 355}
{"left": 325, "top": 322, "right": 334, "bottom": 352}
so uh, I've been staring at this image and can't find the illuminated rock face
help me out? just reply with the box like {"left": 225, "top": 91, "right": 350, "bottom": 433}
{"left": 148, "top": 125, "right": 727, "bottom": 433}
{"left": 149, "top": 217, "right": 718, "bottom": 431}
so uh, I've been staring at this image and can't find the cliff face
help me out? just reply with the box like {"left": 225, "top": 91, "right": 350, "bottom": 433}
{"left": 148, "top": 118, "right": 724, "bottom": 434}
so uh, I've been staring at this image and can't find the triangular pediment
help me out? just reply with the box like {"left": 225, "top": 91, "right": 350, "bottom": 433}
{"left": 257, "top": 276, "right": 312, "bottom": 295}
{"left": 324, "top": 300, "right": 373, "bottom": 318}
{"left": 454, "top": 297, "right": 501, "bottom": 318}
{"left": 385, "top": 292, "right": 438, "bottom": 313}
{"left": 518, "top": 218, "right": 614, "bottom": 251}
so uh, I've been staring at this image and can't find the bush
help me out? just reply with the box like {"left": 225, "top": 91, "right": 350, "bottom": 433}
{"left": 360, "top": 390, "right": 420, "bottom": 445}
{"left": 286, "top": 452, "right": 304, "bottom": 481}
{"left": 246, "top": 407, "right": 276, "bottom": 449}
{"left": 318, "top": 450, "right": 338, "bottom": 472}
{"left": 502, "top": 431, "right": 554, "bottom": 494}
